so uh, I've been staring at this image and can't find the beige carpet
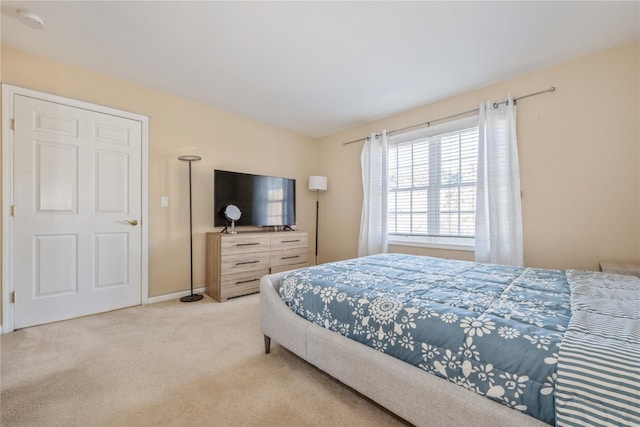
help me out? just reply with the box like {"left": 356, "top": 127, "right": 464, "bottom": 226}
{"left": 1, "top": 294, "right": 410, "bottom": 426}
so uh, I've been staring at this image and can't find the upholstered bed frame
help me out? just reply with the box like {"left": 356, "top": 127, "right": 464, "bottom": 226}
{"left": 260, "top": 271, "right": 548, "bottom": 427}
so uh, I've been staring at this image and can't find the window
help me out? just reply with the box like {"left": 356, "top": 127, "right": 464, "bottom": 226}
{"left": 387, "top": 116, "right": 479, "bottom": 250}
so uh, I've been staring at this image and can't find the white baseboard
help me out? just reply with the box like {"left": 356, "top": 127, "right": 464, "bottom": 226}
{"left": 147, "top": 287, "right": 207, "bottom": 304}
{"left": 0, "top": 290, "right": 207, "bottom": 334}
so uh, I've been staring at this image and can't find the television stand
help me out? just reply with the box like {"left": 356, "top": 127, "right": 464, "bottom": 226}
{"left": 205, "top": 230, "right": 309, "bottom": 302}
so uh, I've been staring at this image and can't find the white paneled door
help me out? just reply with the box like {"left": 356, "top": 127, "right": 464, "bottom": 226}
{"left": 11, "top": 94, "right": 143, "bottom": 329}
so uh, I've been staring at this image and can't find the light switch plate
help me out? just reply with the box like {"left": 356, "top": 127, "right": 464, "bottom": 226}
{"left": 160, "top": 196, "right": 169, "bottom": 207}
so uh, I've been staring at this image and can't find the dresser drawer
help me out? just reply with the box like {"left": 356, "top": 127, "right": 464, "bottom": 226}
{"left": 271, "top": 232, "right": 308, "bottom": 250}
{"left": 220, "top": 268, "right": 269, "bottom": 298}
{"left": 222, "top": 234, "right": 271, "bottom": 255}
{"left": 271, "top": 248, "right": 308, "bottom": 269}
{"left": 221, "top": 252, "right": 270, "bottom": 275}
{"left": 271, "top": 262, "right": 308, "bottom": 274}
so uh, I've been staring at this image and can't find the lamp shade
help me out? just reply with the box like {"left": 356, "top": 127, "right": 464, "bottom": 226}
{"left": 308, "top": 176, "right": 328, "bottom": 192}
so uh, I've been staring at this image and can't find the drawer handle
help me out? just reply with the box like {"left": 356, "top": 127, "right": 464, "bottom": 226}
{"left": 281, "top": 239, "right": 300, "bottom": 243}
{"left": 235, "top": 278, "right": 260, "bottom": 285}
{"left": 236, "top": 260, "right": 260, "bottom": 265}
{"left": 236, "top": 242, "right": 260, "bottom": 247}
{"left": 281, "top": 255, "right": 300, "bottom": 260}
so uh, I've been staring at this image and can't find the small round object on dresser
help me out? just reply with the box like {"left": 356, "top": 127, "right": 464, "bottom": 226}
{"left": 224, "top": 204, "right": 241, "bottom": 222}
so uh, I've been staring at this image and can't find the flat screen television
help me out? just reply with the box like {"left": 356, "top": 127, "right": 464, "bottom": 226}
{"left": 214, "top": 169, "right": 296, "bottom": 228}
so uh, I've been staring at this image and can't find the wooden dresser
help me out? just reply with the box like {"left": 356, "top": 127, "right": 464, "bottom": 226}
{"left": 206, "top": 231, "right": 308, "bottom": 302}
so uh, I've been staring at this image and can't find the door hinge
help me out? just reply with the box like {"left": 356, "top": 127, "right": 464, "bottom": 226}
{"left": 11, "top": 205, "right": 16, "bottom": 216}
{"left": 11, "top": 118, "right": 15, "bottom": 130}
{"left": 10, "top": 291, "right": 15, "bottom": 303}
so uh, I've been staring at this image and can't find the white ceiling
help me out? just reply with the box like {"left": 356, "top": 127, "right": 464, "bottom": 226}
{"left": 1, "top": 1, "right": 638, "bottom": 138}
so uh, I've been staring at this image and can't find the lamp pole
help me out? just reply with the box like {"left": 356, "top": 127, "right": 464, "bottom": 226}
{"left": 315, "top": 192, "right": 320, "bottom": 264}
{"left": 178, "top": 155, "right": 203, "bottom": 303}
{"left": 308, "top": 176, "right": 328, "bottom": 265}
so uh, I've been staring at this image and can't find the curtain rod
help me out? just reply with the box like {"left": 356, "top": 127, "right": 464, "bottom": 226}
{"left": 342, "top": 86, "right": 556, "bottom": 146}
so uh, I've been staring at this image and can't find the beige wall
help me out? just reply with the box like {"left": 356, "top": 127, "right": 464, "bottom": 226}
{"left": 317, "top": 40, "right": 640, "bottom": 271}
{"left": 0, "top": 46, "right": 319, "bottom": 306}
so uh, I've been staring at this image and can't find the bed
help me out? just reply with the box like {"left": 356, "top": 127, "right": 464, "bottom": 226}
{"left": 260, "top": 254, "right": 639, "bottom": 427}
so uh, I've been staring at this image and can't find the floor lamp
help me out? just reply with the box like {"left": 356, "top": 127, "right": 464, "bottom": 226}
{"left": 308, "top": 176, "right": 328, "bottom": 265}
{"left": 178, "top": 155, "right": 204, "bottom": 303}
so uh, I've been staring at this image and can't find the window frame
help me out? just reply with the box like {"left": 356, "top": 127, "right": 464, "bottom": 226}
{"left": 387, "top": 115, "right": 479, "bottom": 252}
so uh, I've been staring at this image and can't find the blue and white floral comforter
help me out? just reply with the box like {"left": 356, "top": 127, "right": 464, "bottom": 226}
{"left": 279, "top": 254, "right": 571, "bottom": 425}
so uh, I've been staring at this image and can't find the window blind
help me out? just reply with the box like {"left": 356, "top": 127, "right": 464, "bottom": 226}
{"left": 388, "top": 118, "right": 479, "bottom": 239}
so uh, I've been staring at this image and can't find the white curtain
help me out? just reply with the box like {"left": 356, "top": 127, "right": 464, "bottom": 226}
{"left": 357, "top": 131, "right": 388, "bottom": 257}
{"left": 475, "top": 96, "right": 524, "bottom": 266}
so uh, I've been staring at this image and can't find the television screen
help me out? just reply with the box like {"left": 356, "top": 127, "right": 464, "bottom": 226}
{"left": 214, "top": 169, "right": 296, "bottom": 227}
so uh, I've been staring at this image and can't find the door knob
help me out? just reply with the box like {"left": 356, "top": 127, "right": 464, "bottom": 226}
{"left": 127, "top": 219, "right": 139, "bottom": 226}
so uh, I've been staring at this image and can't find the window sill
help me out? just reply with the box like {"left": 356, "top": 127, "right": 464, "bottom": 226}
{"left": 388, "top": 235, "right": 475, "bottom": 252}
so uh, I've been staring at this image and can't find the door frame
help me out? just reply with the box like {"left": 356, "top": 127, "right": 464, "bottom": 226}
{"left": 2, "top": 84, "right": 150, "bottom": 333}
